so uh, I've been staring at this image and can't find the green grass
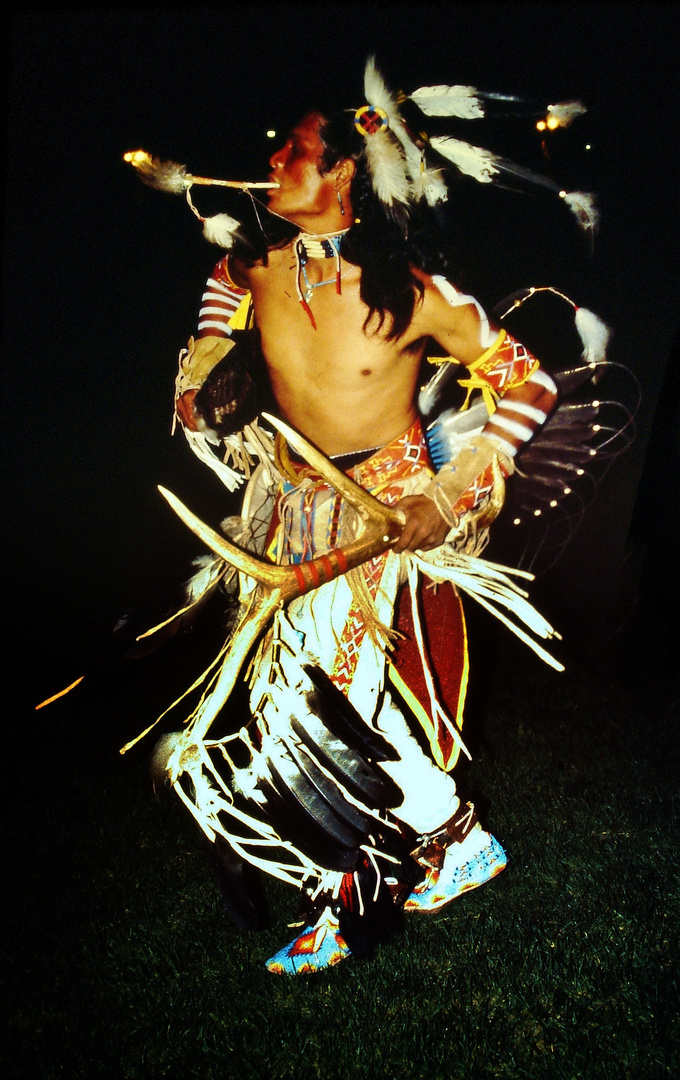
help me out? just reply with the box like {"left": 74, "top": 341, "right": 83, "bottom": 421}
{"left": 4, "top": 625, "right": 678, "bottom": 1080}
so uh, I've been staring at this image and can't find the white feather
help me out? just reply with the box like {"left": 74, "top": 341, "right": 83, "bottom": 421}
{"left": 547, "top": 100, "right": 587, "bottom": 127}
{"left": 363, "top": 132, "right": 412, "bottom": 208}
{"left": 410, "top": 84, "right": 485, "bottom": 120}
{"left": 362, "top": 56, "right": 416, "bottom": 208}
{"left": 561, "top": 191, "right": 599, "bottom": 233}
{"left": 134, "top": 154, "right": 191, "bottom": 194}
{"left": 574, "top": 307, "right": 611, "bottom": 365}
{"left": 429, "top": 137, "right": 499, "bottom": 183}
{"left": 363, "top": 55, "right": 400, "bottom": 118}
{"left": 413, "top": 165, "right": 449, "bottom": 206}
{"left": 202, "top": 213, "right": 240, "bottom": 248}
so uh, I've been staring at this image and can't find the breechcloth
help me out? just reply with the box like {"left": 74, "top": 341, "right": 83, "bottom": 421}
{"left": 248, "top": 419, "right": 466, "bottom": 834}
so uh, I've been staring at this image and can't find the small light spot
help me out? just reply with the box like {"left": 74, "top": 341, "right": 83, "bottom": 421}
{"left": 534, "top": 509, "right": 542, "bottom": 516}
{"left": 577, "top": 468, "right": 585, "bottom": 475}
{"left": 266, "top": 129, "right": 277, "bottom": 139}
{"left": 513, "top": 517, "right": 521, "bottom": 525}
{"left": 550, "top": 500, "right": 558, "bottom": 507}
{"left": 593, "top": 424, "right": 601, "bottom": 432}
{"left": 564, "top": 486, "right": 572, "bottom": 495}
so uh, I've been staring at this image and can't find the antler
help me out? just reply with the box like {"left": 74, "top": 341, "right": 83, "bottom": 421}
{"left": 159, "top": 417, "right": 406, "bottom": 742}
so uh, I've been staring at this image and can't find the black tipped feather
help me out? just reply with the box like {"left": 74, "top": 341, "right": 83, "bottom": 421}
{"left": 286, "top": 739, "right": 388, "bottom": 837}
{"left": 303, "top": 664, "right": 400, "bottom": 762}
{"left": 255, "top": 766, "right": 360, "bottom": 873}
{"left": 266, "top": 750, "right": 365, "bottom": 850}
{"left": 289, "top": 715, "right": 403, "bottom": 810}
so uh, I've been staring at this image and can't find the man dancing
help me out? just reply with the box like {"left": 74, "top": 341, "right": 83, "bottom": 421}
{"left": 167, "top": 90, "right": 560, "bottom": 974}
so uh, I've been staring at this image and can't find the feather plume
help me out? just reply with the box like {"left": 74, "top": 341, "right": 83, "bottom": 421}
{"left": 429, "top": 136, "right": 500, "bottom": 183}
{"left": 547, "top": 100, "right": 587, "bottom": 127}
{"left": 201, "top": 213, "right": 241, "bottom": 248}
{"left": 561, "top": 191, "right": 599, "bottom": 233}
{"left": 362, "top": 129, "right": 412, "bottom": 209}
{"left": 125, "top": 151, "right": 191, "bottom": 194}
{"left": 361, "top": 57, "right": 412, "bottom": 210}
{"left": 574, "top": 307, "right": 611, "bottom": 365}
{"left": 413, "top": 166, "right": 449, "bottom": 206}
{"left": 364, "top": 58, "right": 449, "bottom": 207}
{"left": 410, "top": 83, "right": 485, "bottom": 120}
{"left": 363, "top": 55, "right": 400, "bottom": 120}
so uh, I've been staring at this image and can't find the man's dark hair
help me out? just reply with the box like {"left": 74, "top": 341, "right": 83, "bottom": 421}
{"left": 317, "top": 110, "right": 455, "bottom": 340}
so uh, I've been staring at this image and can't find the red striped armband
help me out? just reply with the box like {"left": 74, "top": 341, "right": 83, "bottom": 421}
{"left": 197, "top": 256, "right": 249, "bottom": 338}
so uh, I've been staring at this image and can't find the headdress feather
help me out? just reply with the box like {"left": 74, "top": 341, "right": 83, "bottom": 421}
{"left": 561, "top": 191, "right": 599, "bottom": 233}
{"left": 363, "top": 57, "right": 447, "bottom": 207}
{"left": 409, "top": 84, "right": 485, "bottom": 120}
{"left": 547, "top": 101, "right": 587, "bottom": 127}
{"left": 428, "top": 137, "right": 500, "bottom": 183}
{"left": 362, "top": 57, "right": 413, "bottom": 210}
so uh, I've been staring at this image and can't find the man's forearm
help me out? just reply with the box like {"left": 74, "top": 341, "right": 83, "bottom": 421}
{"left": 424, "top": 335, "right": 558, "bottom": 527}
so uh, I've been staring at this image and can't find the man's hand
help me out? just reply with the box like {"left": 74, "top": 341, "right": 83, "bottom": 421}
{"left": 392, "top": 495, "right": 450, "bottom": 553}
{"left": 176, "top": 389, "right": 200, "bottom": 432}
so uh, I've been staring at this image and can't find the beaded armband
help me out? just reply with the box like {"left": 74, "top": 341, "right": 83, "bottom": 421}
{"left": 457, "top": 330, "right": 540, "bottom": 413}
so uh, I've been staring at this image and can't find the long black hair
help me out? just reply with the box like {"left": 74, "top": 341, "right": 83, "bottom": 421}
{"left": 317, "top": 110, "right": 457, "bottom": 340}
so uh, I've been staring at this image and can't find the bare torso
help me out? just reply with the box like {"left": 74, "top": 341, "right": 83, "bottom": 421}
{"left": 240, "top": 244, "right": 428, "bottom": 456}
{"left": 176, "top": 110, "right": 555, "bottom": 552}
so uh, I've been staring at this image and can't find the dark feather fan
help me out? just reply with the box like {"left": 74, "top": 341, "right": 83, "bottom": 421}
{"left": 193, "top": 328, "right": 275, "bottom": 438}
{"left": 421, "top": 289, "right": 639, "bottom": 576}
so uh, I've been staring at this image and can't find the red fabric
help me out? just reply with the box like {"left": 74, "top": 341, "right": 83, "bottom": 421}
{"left": 391, "top": 580, "right": 467, "bottom": 769}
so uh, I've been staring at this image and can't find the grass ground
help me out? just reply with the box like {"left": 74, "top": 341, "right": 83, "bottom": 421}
{"left": 4, "top": 610, "right": 678, "bottom": 1080}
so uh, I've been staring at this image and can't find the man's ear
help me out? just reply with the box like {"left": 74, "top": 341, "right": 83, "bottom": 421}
{"left": 334, "top": 157, "right": 356, "bottom": 191}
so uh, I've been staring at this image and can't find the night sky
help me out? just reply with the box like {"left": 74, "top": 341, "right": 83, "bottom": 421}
{"left": 3, "top": 4, "right": 679, "bottom": 710}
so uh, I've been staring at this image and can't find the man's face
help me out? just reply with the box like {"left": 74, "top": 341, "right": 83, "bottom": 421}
{"left": 266, "top": 113, "right": 339, "bottom": 223}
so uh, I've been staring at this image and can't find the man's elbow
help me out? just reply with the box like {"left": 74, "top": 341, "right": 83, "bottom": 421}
{"left": 527, "top": 367, "right": 559, "bottom": 417}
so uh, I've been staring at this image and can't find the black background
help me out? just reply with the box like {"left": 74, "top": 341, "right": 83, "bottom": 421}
{"left": 2, "top": 3, "right": 679, "bottom": 712}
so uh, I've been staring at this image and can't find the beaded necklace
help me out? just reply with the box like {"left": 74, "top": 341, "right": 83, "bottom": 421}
{"left": 294, "top": 230, "right": 350, "bottom": 328}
